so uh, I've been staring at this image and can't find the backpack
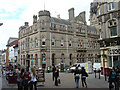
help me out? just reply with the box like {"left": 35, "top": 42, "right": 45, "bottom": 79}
{"left": 85, "top": 72, "right": 88, "bottom": 77}
{"left": 111, "top": 71, "right": 116, "bottom": 79}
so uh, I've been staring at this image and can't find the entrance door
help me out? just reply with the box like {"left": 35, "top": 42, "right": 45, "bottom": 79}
{"left": 52, "top": 53, "right": 55, "bottom": 66}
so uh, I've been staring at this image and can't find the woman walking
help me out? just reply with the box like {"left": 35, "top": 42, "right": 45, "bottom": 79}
{"left": 16, "top": 68, "right": 21, "bottom": 90}
{"left": 19, "top": 68, "right": 28, "bottom": 90}
{"left": 29, "top": 67, "right": 37, "bottom": 90}
{"left": 74, "top": 67, "right": 80, "bottom": 88}
{"left": 81, "top": 67, "right": 88, "bottom": 88}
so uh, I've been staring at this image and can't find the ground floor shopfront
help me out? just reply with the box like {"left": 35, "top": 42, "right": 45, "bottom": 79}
{"left": 19, "top": 48, "right": 100, "bottom": 70}
{"left": 100, "top": 46, "right": 120, "bottom": 75}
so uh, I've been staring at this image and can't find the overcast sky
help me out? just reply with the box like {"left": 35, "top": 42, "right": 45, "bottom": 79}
{"left": 0, "top": 0, "right": 93, "bottom": 50}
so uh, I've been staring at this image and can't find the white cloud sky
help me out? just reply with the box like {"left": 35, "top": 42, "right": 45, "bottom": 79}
{"left": 0, "top": 0, "right": 93, "bottom": 50}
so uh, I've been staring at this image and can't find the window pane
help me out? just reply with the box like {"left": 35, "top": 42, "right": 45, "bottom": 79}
{"left": 109, "top": 56, "right": 112, "bottom": 67}
{"left": 109, "top": 3, "right": 111, "bottom": 10}
{"left": 113, "top": 56, "right": 119, "bottom": 67}
{"left": 112, "top": 2, "right": 114, "bottom": 9}
{"left": 110, "top": 27, "right": 117, "bottom": 36}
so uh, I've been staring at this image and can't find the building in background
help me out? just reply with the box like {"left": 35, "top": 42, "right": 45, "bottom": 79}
{"left": 1, "top": 49, "right": 6, "bottom": 67}
{"left": 0, "top": 50, "right": 2, "bottom": 65}
{"left": 18, "top": 8, "right": 100, "bottom": 69}
{"left": 90, "top": 1, "right": 120, "bottom": 75}
{"left": 6, "top": 37, "right": 18, "bottom": 67}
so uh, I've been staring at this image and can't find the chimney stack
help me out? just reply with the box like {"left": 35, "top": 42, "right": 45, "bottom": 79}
{"left": 33, "top": 15, "right": 37, "bottom": 24}
{"left": 24, "top": 22, "right": 29, "bottom": 26}
{"left": 68, "top": 8, "right": 74, "bottom": 21}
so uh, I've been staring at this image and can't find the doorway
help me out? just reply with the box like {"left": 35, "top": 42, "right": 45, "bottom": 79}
{"left": 52, "top": 53, "right": 55, "bottom": 66}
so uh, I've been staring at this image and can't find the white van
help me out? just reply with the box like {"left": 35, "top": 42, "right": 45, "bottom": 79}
{"left": 93, "top": 63, "right": 101, "bottom": 71}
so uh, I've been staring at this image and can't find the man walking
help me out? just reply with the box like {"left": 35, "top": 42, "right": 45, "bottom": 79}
{"left": 52, "top": 65, "right": 56, "bottom": 81}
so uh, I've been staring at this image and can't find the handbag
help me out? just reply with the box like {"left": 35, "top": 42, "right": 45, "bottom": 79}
{"left": 57, "top": 77, "right": 61, "bottom": 84}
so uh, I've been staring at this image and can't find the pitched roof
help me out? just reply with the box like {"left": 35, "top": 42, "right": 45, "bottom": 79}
{"left": 87, "top": 25, "right": 98, "bottom": 32}
{"left": 50, "top": 17, "right": 71, "bottom": 25}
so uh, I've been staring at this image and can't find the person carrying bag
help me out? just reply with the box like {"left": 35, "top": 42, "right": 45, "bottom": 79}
{"left": 74, "top": 67, "right": 81, "bottom": 88}
{"left": 81, "top": 67, "right": 88, "bottom": 88}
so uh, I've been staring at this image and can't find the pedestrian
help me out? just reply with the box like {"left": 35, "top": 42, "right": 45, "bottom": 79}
{"left": 52, "top": 65, "right": 56, "bottom": 81}
{"left": 54, "top": 67, "right": 59, "bottom": 86}
{"left": 16, "top": 68, "right": 21, "bottom": 90}
{"left": 94, "top": 68, "right": 97, "bottom": 78}
{"left": 108, "top": 67, "right": 117, "bottom": 90}
{"left": 20, "top": 68, "right": 30, "bottom": 90}
{"left": 29, "top": 67, "right": 37, "bottom": 90}
{"left": 19, "top": 68, "right": 26, "bottom": 90}
{"left": 81, "top": 67, "right": 88, "bottom": 88}
{"left": 98, "top": 69, "right": 101, "bottom": 79}
{"left": 74, "top": 66, "right": 81, "bottom": 88}
{"left": 116, "top": 66, "right": 120, "bottom": 90}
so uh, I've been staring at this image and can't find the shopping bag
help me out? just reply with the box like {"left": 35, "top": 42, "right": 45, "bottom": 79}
{"left": 58, "top": 77, "right": 61, "bottom": 84}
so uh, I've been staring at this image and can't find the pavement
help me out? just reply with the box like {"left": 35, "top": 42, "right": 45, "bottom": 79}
{"left": 1, "top": 72, "right": 109, "bottom": 89}
{"left": 39, "top": 72, "right": 109, "bottom": 88}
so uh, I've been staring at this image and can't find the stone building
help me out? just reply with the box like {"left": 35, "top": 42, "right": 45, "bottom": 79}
{"left": 18, "top": 8, "right": 100, "bottom": 69}
{"left": 90, "top": 1, "right": 120, "bottom": 74}
{"left": 6, "top": 37, "right": 18, "bottom": 67}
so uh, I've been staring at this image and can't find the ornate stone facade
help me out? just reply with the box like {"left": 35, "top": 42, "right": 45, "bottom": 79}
{"left": 90, "top": 1, "right": 120, "bottom": 75}
{"left": 18, "top": 8, "right": 100, "bottom": 69}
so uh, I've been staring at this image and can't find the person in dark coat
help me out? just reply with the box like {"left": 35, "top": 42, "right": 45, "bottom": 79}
{"left": 52, "top": 65, "right": 56, "bottom": 81}
{"left": 116, "top": 66, "right": 120, "bottom": 90}
{"left": 74, "top": 67, "right": 81, "bottom": 88}
{"left": 54, "top": 67, "right": 59, "bottom": 86}
{"left": 81, "top": 67, "right": 88, "bottom": 88}
{"left": 108, "top": 67, "right": 117, "bottom": 90}
{"left": 17, "top": 68, "right": 21, "bottom": 90}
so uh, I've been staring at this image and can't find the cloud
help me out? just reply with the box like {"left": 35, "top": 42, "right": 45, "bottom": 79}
{"left": 0, "top": 0, "right": 93, "bottom": 50}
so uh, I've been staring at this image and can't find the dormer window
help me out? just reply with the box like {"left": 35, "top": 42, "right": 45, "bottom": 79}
{"left": 108, "top": 19, "right": 117, "bottom": 37}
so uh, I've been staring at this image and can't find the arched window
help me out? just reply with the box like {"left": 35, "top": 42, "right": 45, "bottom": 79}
{"left": 52, "top": 38, "right": 55, "bottom": 46}
{"left": 42, "top": 38, "right": 46, "bottom": 46}
{"left": 31, "top": 39, "right": 33, "bottom": 48}
{"left": 35, "top": 38, "right": 38, "bottom": 47}
{"left": 61, "top": 53, "right": 64, "bottom": 63}
{"left": 61, "top": 40, "right": 64, "bottom": 47}
{"left": 35, "top": 54, "right": 38, "bottom": 66}
{"left": 42, "top": 53, "right": 46, "bottom": 64}
{"left": 69, "top": 40, "right": 72, "bottom": 47}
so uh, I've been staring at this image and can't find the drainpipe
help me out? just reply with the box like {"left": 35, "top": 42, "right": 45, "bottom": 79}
{"left": 50, "top": 31, "right": 52, "bottom": 66}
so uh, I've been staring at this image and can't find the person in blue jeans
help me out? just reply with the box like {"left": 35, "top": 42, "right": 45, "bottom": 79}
{"left": 74, "top": 67, "right": 81, "bottom": 88}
